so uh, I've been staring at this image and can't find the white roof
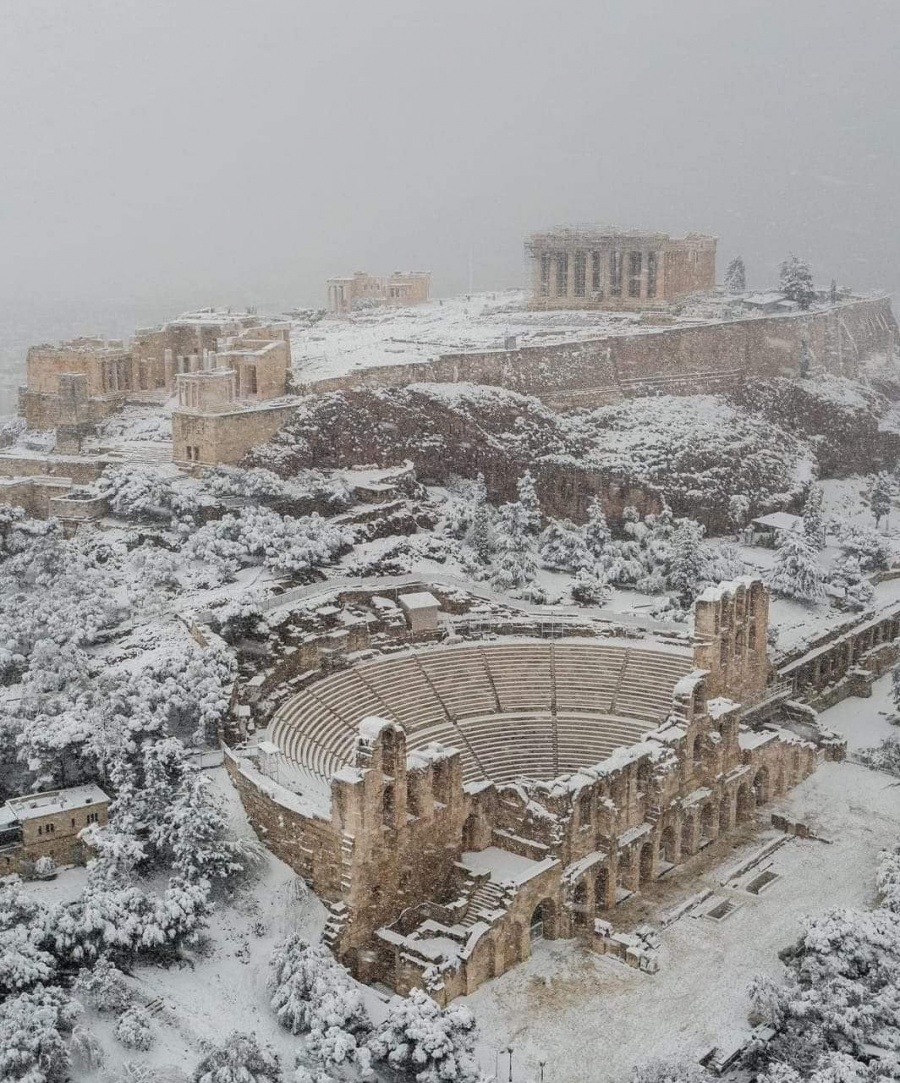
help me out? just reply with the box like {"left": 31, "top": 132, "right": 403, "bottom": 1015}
{"left": 751, "top": 512, "right": 803, "bottom": 532}
{"left": 399, "top": 591, "right": 440, "bottom": 611}
{"left": 5, "top": 783, "right": 109, "bottom": 822}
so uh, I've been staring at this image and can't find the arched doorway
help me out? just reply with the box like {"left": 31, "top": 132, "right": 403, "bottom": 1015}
{"left": 659, "top": 826, "right": 676, "bottom": 869}
{"left": 595, "top": 867, "right": 610, "bottom": 911}
{"left": 638, "top": 841, "right": 654, "bottom": 886}
{"left": 680, "top": 813, "right": 695, "bottom": 857}
{"left": 700, "top": 803, "right": 716, "bottom": 845}
{"left": 572, "top": 880, "right": 590, "bottom": 930}
{"left": 718, "top": 793, "right": 732, "bottom": 835}
{"left": 753, "top": 768, "right": 770, "bottom": 807}
{"left": 529, "top": 900, "right": 556, "bottom": 942}
{"left": 737, "top": 782, "right": 754, "bottom": 822}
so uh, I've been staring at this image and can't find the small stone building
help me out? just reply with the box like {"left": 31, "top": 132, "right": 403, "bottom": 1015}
{"left": 0, "top": 783, "right": 110, "bottom": 876}
{"left": 526, "top": 226, "right": 716, "bottom": 310}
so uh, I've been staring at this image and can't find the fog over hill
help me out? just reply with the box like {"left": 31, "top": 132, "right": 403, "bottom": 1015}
{"left": 1, "top": 0, "right": 899, "bottom": 408}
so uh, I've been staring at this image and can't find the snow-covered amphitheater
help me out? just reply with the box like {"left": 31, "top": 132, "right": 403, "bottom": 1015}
{"left": 267, "top": 641, "right": 693, "bottom": 795}
{"left": 227, "top": 578, "right": 843, "bottom": 1000}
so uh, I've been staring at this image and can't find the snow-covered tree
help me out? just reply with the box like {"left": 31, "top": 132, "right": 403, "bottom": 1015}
{"left": 780, "top": 255, "right": 815, "bottom": 310}
{"left": 73, "top": 957, "right": 133, "bottom": 1013}
{"left": 0, "top": 890, "right": 56, "bottom": 997}
{"left": 829, "top": 555, "right": 873, "bottom": 612}
{"left": 491, "top": 499, "right": 537, "bottom": 592}
{"left": 838, "top": 525, "right": 890, "bottom": 572}
{"left": 584, "top": 497, "right": 611, "bottom": 561}
{"left": 802, "top": 484, "right": 826, "bottom": 550}
{"left": 768, "top": 530, "right": 825, "bottom": 604}
{"left": 632, "top": 1058, "right": 712, "bottom": 1083}
{"left": 115, "top": 1006, "right": 154, "bottom": 1051}
{"left": 870, "top": 470, "right": 893, "bottom": 528}
{"left": 368, "top": 988, "right": 483, "bottom": 1083}
{"left": 268, "top": 937, "right": 369, "bottom": 1065}
{"left": 193, "top": 1032, "right": 283, "bottom": 1083}
{"left": 0, "top": 986, "right": 80, "bottom": 1083}
{"left": 829, "top": 278, "right": 838, "bottom": 305}
{"left": 211, "top": 594, "right": 268, "bottom": 644}
{"left": 515, "top": 471, "right": 542, "bottom": 537}
{"left": 724, "top": 256, "right": 746, "bottom": 293}
{"left": 538, "top": 519, "right": 593, "bottom": 573}
{"left": 667, "top": 520, "right": 708, "bottom": 604}
{"left": 570, "top": 567, "right": 611, "bottom": 606}
{"left": 728, "top": 494, "right": 751, "bottom": 534}
{"left": 149, "top": 770, "right": 243, "bottom": 884}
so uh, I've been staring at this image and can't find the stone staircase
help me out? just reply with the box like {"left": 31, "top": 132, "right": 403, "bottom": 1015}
{"left": 460, "top": 878, "right": 508, "bottom": 928}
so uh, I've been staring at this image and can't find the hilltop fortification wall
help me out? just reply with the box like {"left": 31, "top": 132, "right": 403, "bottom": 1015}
{"left": 302, "top": 297, "right": 897, "bottom": 409}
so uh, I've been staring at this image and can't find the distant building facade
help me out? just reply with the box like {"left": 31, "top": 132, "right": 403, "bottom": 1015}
{"left": 19, "top": 310, "right": 291, "bottom": 453}
{"left": 526, "top": 227, "right": 717, "bottom": 310}
{"left": 326, "top": 272, "right": 431, "bottom": 314}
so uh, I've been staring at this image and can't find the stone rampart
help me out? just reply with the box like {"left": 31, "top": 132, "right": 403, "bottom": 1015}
{"left": 301, "top": 298, "right": 897, "bottom": 410}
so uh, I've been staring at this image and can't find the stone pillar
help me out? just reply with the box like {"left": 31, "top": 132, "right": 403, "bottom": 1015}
{"left": 566, "top": 248, "right": 575, "bottom": 300}
{"left": 639, "top": 249, "right": 649, "bottom": 300}
{"left": 656, "top": 248, "right": 667, "bottom": 301}
{"left": 549, "top": 255, "right": 558, "bottom": 298}
{"left": 584, "top": 251, "right": 593, "bottom": 300}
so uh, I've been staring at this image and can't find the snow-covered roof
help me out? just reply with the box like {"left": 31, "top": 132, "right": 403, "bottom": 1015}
{"left": 751, "top": 512, "right": 803, "bottom": 532}
{"left": 399, "top": 591, "right": 440, "bottom": 612}
{"left": 459, "top": 847, "right": 556, "bottom": 886}
{"left": 5, "top": 783, "right": 109, "bottom": 822}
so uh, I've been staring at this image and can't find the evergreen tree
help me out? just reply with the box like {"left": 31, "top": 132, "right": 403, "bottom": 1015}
{"left": 515, "top": 470, "right": 542, "bottom": 537}
{"left": 571, "top": 567, "right": 612, "bottom": 606}
{"left": 829, "top": 554, "right": 873, "bottom": 612}
{"left": 780, "top": 255, "right": 815, "bottom": 310}
{"left": 724, "top": 256, "right": 746, "bottom": 293}
{"left": 368, "top": 988, "right": 483, "bottom": 1083}
{"left": 829, "top": 278, "right": 838, "bottom": 304}
{"left": 728, "top": 494, "right": 751, "bottom": 534}
{"left": 802, "top": 483, "right": 826, "bottom": 550}
{"left": 584, "top": 497, "right": 611, "bottom": 561}
{"left": 469, "top": 503, "right": 493, "bottom": 564}
{"left": 768, "top": 530, "right": 826, "bottom": 603}
{"left": 667, "top": 520, "right": 708, "bottom": 604}
{"left": 538, "top": 519, "right": 593, "bottom": 573}
{"left": 491, "top": 500, "right": 537, "bottom": 592}
{"left": 870, "top": 471, "right": 893, "bottom": 528}
{"left": 193, "top": 1033, "right": 282, "bottom": 1083}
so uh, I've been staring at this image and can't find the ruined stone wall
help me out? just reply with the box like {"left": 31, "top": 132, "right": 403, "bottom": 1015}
{"left": 302, "top": 298, "right": 897, "bottom": 410}
{"left": 172, "top": 402, "right": 298, "bottom": 465}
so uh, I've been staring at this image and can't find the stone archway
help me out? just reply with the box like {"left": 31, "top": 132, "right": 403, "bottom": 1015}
{"left": 572, "top": 879, "right": 591, "bottom": 930}
{"left": 638, "top": 841, "right": 655, "bottom": 886}
{"left": 753, "top": 767, "right": 770, "bottom": 807}
{"left": 658, "top": 825, "right": 677, "bottom": 869}
{"left": 529, "top": 899, "right": 557, "bottom": 942}
{"left": 737, "top": 782, "right": 754, "bottom": 822}
{"left": 595, "top": 867, "right": 610, "bottom": 911}
{"left": 718, "top": 793, "right": 732, "bottom": 835}
{"left": 700, "top": 802, "right": 716, "bottom": 844}
{"left": 680, "top": 813, "right": 695, "bottom": 857}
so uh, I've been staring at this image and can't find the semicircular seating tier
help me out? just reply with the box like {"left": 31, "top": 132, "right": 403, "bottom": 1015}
{"left": 267, "top": 640, "right": 693, "bottom": 797}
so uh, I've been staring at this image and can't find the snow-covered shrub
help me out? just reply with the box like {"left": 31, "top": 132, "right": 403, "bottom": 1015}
{"left": 126, "top": 546, "right": 181, "bottom": 598}
{"left": 69, "top": 1026, "right": 105, "bottom": 1072}
{"left": 539, "top": 519, "right": 593, "bottom": 573}
{"left": 728, "top": 493, "right": 751, "bottom": 533}
{"left": 210, "top": 594, "right": 268, "bottom": 644}
{"left": 856, "top": 734, "right": 900, "bottom": 778}
{"left": 829, "top": 555, "right": 873, "bottom": 612}
{"left": 570, "top": 568, "right": 611, "bottom": 606}
{"left": 116, "top": 1005, "right": 154, "bottom": 1051}
{"left": 0, "top": 890, "right": 56, "bottom": 997}
{"left": 32, "top": 856, "right": 56, "bottom": 879}
{"left": 838, "top": 525, "right": 890, "bottom": 572}
{"left": 704, "top": 542, "right": 747, "bottom": 584}
{"left": 73, "top": 956, "right": 133, "bottom": 1013}
{"left": 632, "top": 1058, "right": 712, "bottom": 1083}
{"left": 269, "top": 937, "right": 369, "bottom": 1064}
{"left": 877, "top": 845, "right": 900, "bottom": 913}
{"left": 767, "top": 531, "right": 826, "bottom": 603}
{"left": 368, "top": 988, "right": 482, "bottom": 1083}
{"left": 0, "top": 986, "right": 80, "bottom": 1083}
{"left": 95, "top": 466, "right": 174, "bottom": 521}
{"left": 193, "top": 1032, "right": 282, "bottom": 1083}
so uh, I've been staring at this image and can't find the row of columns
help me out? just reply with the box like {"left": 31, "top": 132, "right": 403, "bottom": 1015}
{"left": 536, "top": 247, "right": 665, "bottom": 302}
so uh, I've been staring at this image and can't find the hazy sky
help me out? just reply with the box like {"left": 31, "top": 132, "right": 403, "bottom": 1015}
{"left": 1, "top": 0, "right": 899, "bottom": 327}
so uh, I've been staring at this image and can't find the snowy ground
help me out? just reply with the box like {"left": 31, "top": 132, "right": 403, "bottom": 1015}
{"left": 289, "top": 290, "right": 742, "bottom": 385}
{"left": 464, "top": 735, "right": 900, "bottom": 1082}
